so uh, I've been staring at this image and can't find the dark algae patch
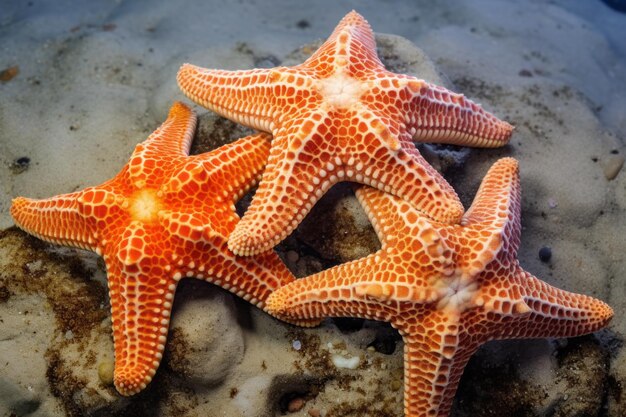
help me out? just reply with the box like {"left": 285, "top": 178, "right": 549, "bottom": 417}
{"left": 164, "top": 326, "right": 192, "bottom": 378}
{"left": 0, "top": 228, "right": 108, "bottom": 338}
{"left": 0, "top": 228, "right": 110, "bottom": 416}
{"left": 453, "top": 346, "right": 547, "bottom": 417}
{"left": 46, "top": 350, "right": 89, "bottom": 417}
{"left": 285, "top": 328, "right": 403, "bottom": 416}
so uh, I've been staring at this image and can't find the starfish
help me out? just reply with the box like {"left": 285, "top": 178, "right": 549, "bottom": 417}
{"left": 10, "top": 102, "right": 309, "bottom": 396}
{"left": 177, "top": 10, "right": 514, "bottom": 256}
{"left": 266, "top": 158, "right": 613, "bottom": 417}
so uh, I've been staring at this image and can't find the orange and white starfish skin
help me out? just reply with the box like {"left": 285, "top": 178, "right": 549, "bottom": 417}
{"left": 266, "top": 158, "right": 613, "bottom": 417}
{"left": 10, "top": 102, "right": 305, "bottom": 396}
{"left": 177, "top": 11, "right": 514, "bottom": 256}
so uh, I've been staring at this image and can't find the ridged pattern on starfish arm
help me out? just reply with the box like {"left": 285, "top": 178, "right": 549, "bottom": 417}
{"left": 10, "top": 191, "right": 99, "bottom": 252}
{"left": 11, "top": 102, "right": 308, "bottom": 396}
{"left": 178, "top": 10, "right": 515, "bottom": 256}
{"left": 400, "top": 80, "right": 513, "bottom": 148}
{"left": 266, "top": 158, "right": 613, "bottom": 417}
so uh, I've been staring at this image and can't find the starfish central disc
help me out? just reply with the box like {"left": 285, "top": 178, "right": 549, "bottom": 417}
{"left": 434, "top": 273, "right": 479, "bottom": 314}
{"left": 317, "top": 71, "right": 367, "bottom": 109}
{"left": 129, "top": 189, "right": 162, "bottom": 223}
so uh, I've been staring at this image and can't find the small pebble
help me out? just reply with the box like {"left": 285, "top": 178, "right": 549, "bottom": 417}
{"left": 25, "top": 259, "right": 43, "bottom": 273}
{"left": 296, "top": 19, "right": 310, "bottom": 29}
{"left": 548, "top": 198, "right": 558, "bottom": 209}
{"left": 308, "top": 409, "right": 321, "bottom": 417}
{"left": 64, "top": 330, "right": 74, "bottom": 340}
{"left": 292, "top": 339, "right": 302, "bottom": 351}
{"left": 10, "top": 156, "right": 31, "bottom": 174}
{"left": 603, "top": 154, "right": 624, "bottom": 180}
{"left": 390, "top": 379, "right": 402, "bottom": 391}
{"left": 98, "top": 360, "right": 115, "bottom": 386}
{"left": 518, "top": 69, "right": 533, "bottom": 77}
{"left": 288, "top": 397, "right": 306, "bottom": 412}
{"left": 331, "top": 354, "right": 360, "bottom": 369}
{"left": 538, "top": 246, "right": 552, "bottom": 262}
{"left": 286, "top": 250, "right": 299, "bottom": 265}
{"left": 0, "top": 65, "right": 19, "bottom": 82}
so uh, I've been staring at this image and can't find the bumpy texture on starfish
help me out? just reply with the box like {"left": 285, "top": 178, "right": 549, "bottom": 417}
{"left": 266, "top": 158, "right": 613, "bottom": 417}
{"left": 177, "top": 11, "right": 514, "bottom": 256}
{"left": 11, "top": 102, "right": 305, "bottom": 396}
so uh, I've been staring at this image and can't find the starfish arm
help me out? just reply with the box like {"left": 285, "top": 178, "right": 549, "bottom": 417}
{"left": 266, "top": 254, "right": 380, "bottom": 323}
{"left": 460, "top": 157, "right": 522, "bottom": 274}
{"left": 11, "top": 191, "right": 97, "bottom": 251}
{"left": 104, "top": 222, "right": 177, "bottom": 395}
{"left": 205, "top": 235, "right": 318, "bottom": 326}
{"left": 354, "top": 186, "right": 455, "bottom": 275}
{"left": 299, "top": 10, "right": 383, "bottom": 77}
{"left": 135, "top": 102, "right": 197, "bottom": 158}
{"left": 348, "top": 107, "right": 464, "bottom": 223}
{"left": 107, "top": 260, "right": 175, "bottom": 396}
{"left": 265, "top": 252, "right": 444, "bottom": 325}
{"left": 404, "top": 79, "right": 513, "bottom": 148}
{"left": 375, "top": 143, "right": 464, "bottom": 223}
{"left": 159, "top": 222, "right": 318, "bottom": 326}
{"left": 505, "top": 268, "right": 614, "bottom": 339}
{"left": 198, "top": 133, "right": 272, "bottom": 202}
{"left": 126, "top": 102, "right": 197, "bottom": 189}
{"left": 400, "top": 314, "right": 482, "bottom": 417}
{"left": 227, "top": 110, "right": 333, "bottom": 256}
{"left": 161, "top": 133, "right": 271, "bottom": 213}
{"left": 177, "top": 64, "right": 284, "bottom": 132}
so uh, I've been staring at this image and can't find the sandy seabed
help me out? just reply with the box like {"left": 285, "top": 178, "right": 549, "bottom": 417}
{"left": 1, "top": 1, "right": 625, "bottom": 416}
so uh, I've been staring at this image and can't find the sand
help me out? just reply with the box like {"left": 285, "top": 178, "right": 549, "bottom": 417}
{"left": 1, "top": 1, "right": 625, "bottom": 416}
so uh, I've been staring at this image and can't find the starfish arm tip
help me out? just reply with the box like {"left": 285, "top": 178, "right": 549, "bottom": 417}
{"left": 168, "top": 100, "right": 192, "bottom": 118}
{"left": 227, "top": 231, "right": 273, "bottom": 257}
{"left": 176, "top": 63, "right": 203, "bottom": 94}
{"left": 114, "top": 368, "right": 154, "bottom": 396}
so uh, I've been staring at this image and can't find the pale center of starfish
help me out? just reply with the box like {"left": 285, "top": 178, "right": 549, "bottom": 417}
{"left": 434, "top": 272, "right": 479, "bottom": 313}
{"left": 129, "top": 189, "right": 162, "bottom": 223}
{"left": 317, "top": 71, "right": 366, "bottom": 109}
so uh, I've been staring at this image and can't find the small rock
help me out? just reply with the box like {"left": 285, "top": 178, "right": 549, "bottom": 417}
{"left": 0, "top": 65, "right": 19, "bottom": 82}
{"left": 166, "top": 281, "right": 244, "bottom": 386}
{"left": 10, "top": 157, "right": 31, "bottom": 174}
{"left": 603, "top": 154, "right": 624, "bottom": 180}
{"left": 308, "top": 409, "right": 321, "bottom": 417}
{"left": 390, "top": 379, "right": 403, "bottom": 391}
{"left": 548, "top": 198, "right": 558, "bottom": 209}
{"left": 538, "top": 246, "right": 552, "bottom": 262}
{"left": 25, "top": 259, "right": 43, "bottom": 273}
{"left": 292, "top": 339, "right": 302, "bottom": 351}
{"left": 97, "top": 360, "right": 115, "bottom": 386}
{"left": 296, "top": 19, "right": 310, "bottom": 29}
{"left": 288, "top": 397, "right": 306, "bottom": 412}
{"left": 285, "top": 250, "right": 299, "bottom": 269}
{"left": 331, "top": 354, "right": 360, "bottom": 369}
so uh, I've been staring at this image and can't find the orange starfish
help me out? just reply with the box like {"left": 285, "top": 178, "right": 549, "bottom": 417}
{"left": 177, "top": 11, "right": 514, "bottom": 256}
{"left": 266, "top": 158, "right": 613, "bottom": 417}
{"left": 10, "top": 102, "right": 305, "bottom": 396}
